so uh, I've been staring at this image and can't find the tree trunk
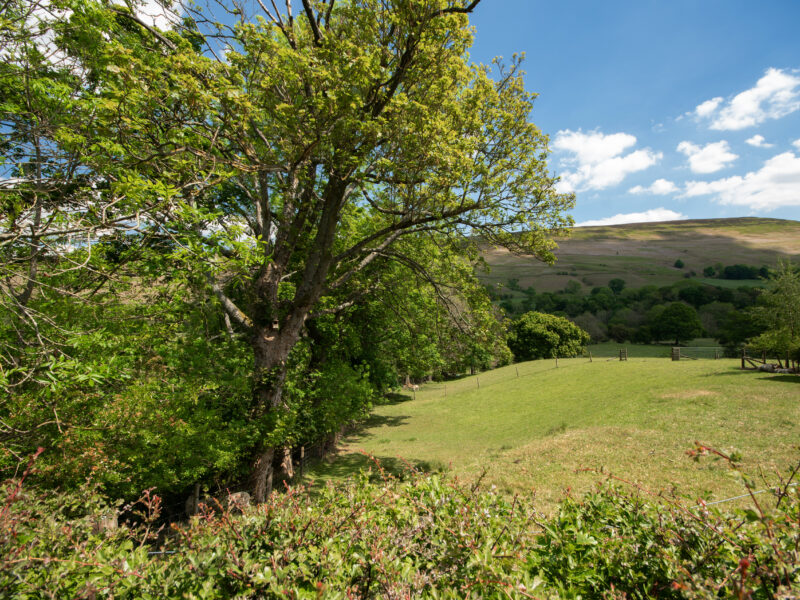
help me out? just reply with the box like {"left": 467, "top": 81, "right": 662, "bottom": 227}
{"left": 248, "top": 325, "right": 297, "bottom": 503}
{"left": 250, "top": 446, "right": 275, "bottom": 503}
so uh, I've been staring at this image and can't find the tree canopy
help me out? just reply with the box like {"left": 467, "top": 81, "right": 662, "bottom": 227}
{"left": 507, "top": 311, "right": 589, "bottom": 362}
{"left": 1, "top": 0, "right": 573, "bottom": 501}
{"left": 748, "top": 262, "right": 800, "bottom": 363}
{"left": 653, "top": 302, "right": 703, "bottom": 345}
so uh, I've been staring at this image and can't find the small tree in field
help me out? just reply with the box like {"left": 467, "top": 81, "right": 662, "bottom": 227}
{"left": 508, "top": 312, "right": 590, "bottom": 361}
{"left": 608, "top": 278, "right": 625, "bottom": 295}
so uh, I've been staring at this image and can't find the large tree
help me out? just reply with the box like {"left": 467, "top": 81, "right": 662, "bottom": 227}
{"left": 6, "top": 0, "right": 574, "bottom": 501}
{"left": 654, "top": 302, "right": 703, "bottom": 345}
{"left": 747, "top": 262, "right": 800, "bottom": 365}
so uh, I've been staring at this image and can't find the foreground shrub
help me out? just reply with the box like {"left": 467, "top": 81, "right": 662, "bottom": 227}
{"left": 2, "top": 448, "right": 799, "bottom": 598}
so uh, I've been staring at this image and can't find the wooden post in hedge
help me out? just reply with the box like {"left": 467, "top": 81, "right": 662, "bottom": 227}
{"left": 619, "top": 348, "right": 627, "bottom": 361}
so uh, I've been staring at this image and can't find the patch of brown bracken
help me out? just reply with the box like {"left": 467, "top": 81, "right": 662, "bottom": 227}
{"left": 660, "top": 390, "right": 718, "bottom": 400}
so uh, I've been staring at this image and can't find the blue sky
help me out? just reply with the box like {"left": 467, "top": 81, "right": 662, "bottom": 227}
{"left": 467, "top": 0, "right": 800, "bottom": 226}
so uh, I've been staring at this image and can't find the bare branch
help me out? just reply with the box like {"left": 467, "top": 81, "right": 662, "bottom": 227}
{"left": 301, "top": 0, "right": 323, "bottom": 45}
{"left": 211, "top": 280, "right": 254, "bottom": 331}
{"left": 109, "top": 6, "right": 177, "bottom": 51}
{"left": 437, "top": 0, "right": 482, "bottom": 16}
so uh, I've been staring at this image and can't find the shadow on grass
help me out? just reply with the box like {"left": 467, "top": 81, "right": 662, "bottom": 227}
{"left": 703, "top": 369, "right": 800, "bottom": 382}
{"left": 353, "top": 412, "right": 410, "bottom": 434}
{"left": 756, "top": 375, "right": 800, "bottom": 383}
{"left": 375, "top": 392, "right": 414, "bottom": 406}
{"left": 300, "top": 452, "right": 448, "bottom": 493}
{"left": 703, "top": 368, "right": 763, "bottom": 377}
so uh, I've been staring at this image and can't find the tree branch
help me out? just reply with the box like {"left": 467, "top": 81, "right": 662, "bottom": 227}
{"left": 301, "top": 0, "right": 323, "bottom": 45}
{"left": 437, "top": 0, "right": 482, "bottom": 15}
{"left": 211, "top": 280, "right": 254, "bottom": 331}
{"left": 110, "top": 6, "right": 177, "bottom": 51}
{"left": 334, "top": 200, "right": 480, "bottom": 266}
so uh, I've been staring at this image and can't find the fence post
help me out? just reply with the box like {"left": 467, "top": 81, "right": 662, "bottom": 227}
{"left": 477, "top": 377, "right": 480, "bottom": 389}
{"left": 588, "top": 351, "right": 593, "bottom": 363}
{"left": 555, "top": 356, "right": 559, "bottom": 368}
{"left": 741, "top": 347, "right": 746, "bottom": 370}
{"left": 672, "top": 347, "right": 680, "bottom": 361}
{"left": 515, "top": 366, "right": 519, "bottom": 378}
{"left": 444, "top": 384, "right": 447, "bottom": 397}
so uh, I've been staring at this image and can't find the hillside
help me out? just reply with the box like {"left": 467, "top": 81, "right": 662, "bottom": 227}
{"left": 479, "top": 217, "right": 800, "bottom": 293}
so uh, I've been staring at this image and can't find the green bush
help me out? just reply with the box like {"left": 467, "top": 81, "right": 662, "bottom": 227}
{"left": 3, "top": 447, "right": 799, "bottom": 598}
{"left": 508, "top": 311, "right": 590, "bottom": 361}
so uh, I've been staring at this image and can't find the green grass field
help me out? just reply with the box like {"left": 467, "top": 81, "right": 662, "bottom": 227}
{"left": 303, "top": 352, "right": 800, "bottom": 511}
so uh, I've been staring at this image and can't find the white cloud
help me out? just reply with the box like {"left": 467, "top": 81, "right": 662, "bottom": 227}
{"left": 745, "top": 134, "right": 773, "bottom": 148}
{"left": 575, "top": 208, "right": 687, "bottom": 227}
{"left": 683, "top": 151, "right": 800, "bottom": 211}
{"left": 793, "top": 139, "right": 800, "bottom": 151}
{"left": 695, "top": 97, "right": 723, "bottom": 118}
{"left": 628, "top": 179, "right": 679, "bottom": 195}
{"left": 130, "top": 0, "right": 181, "bottom": 30}
{"left": 3, "top": 1, "right": 179, "bottom": 67}
{"left": 677, "top": 140, "right": 738, "bottom": 174}
{"left": 553, "top": 130, "right": 637, "bottom": 164}
{"left": 553, "top": 129, "right": 661, "bottom": 192}
{"left": 694, "top": 68, "right": 800, "bottom": 131}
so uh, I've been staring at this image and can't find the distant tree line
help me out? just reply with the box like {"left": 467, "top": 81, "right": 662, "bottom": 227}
{"left": 488, "top": 266, "right": 775, "bottom": 349}
{"left": 704, "top": 263, "right": 770, "bottom": 280}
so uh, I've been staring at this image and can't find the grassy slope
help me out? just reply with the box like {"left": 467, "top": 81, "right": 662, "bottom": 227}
{"left": 479, "top": 217, "right": 800, "bottom": 293}
{"left": 303, "top": 353, "right": 800, "bottom": 511}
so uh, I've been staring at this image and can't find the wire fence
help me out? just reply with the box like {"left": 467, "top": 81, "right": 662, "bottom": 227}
{"left": 674, "top": 346, "right": 725, "bottom": 360}
{"left": 399, "top": 344, "right": 730, "bottom": 401}
{"left": 695, "top": 482, "right": 799, "bottom": 509}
